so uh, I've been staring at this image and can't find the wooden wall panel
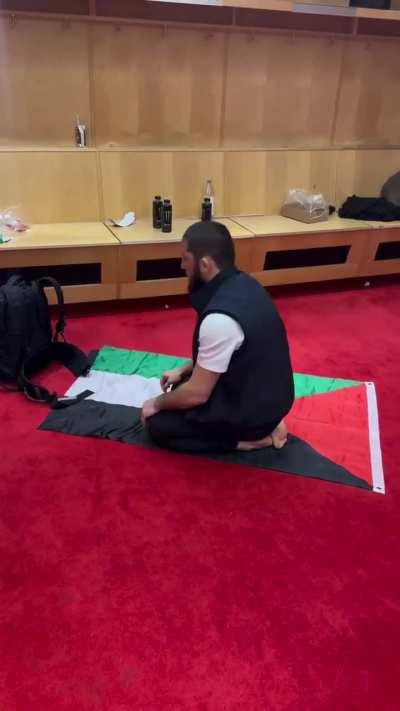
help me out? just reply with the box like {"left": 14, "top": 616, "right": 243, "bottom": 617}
{"left": 1, "top": 15, "right": 399, "bottom": 153}
{"left": 3, "top": 146, "right": 396, "bottom": 225}
{"left": 223, "top": 35, "right": 268, "bottom": 148}
{"left": 100, "top": 151, "right": 174, "bottom": 220}
{"left": 334, "top": 39, "right": 400, "bottom": 146}
{"left": 223, "top": 33, "right": 343, "bottom": 148}
{"left": 224, "top": 150, "right": 337, "bottom": 215}
{"left": 172, "top": 152, "right": 224, "bottom": 218}
{"left": 100, "top": 150, "right": 224, "bottom": 219}
{"left": 0, "top": 18, "right": 91, "bottom": 146}
{"left": 0, "top": 151, "right": 100, "bottom": 222}
{"left": 335, "top": 149, "right": 400, "bottom": 207}
{"left": 265, "top": 150, "right": 337, "bottom": 214}
{"left": 224, "top": 152, "right": 267, "bottom": 214}
{"left": 93, "top": 24, "right": 225, "bottom": 148}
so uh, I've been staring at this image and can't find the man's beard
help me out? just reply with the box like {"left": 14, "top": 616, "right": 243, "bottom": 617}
{"left": 188, "top": 264, "right": 204, "bottom": 294}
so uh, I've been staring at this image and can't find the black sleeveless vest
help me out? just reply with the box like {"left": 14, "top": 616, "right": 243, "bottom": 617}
{"left": 187, "top": 268, "right": 294, "bottom": 433}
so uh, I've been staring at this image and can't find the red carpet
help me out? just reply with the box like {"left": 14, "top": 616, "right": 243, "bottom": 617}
{"left": 1, "top": 281, "right": 399, "bottom": 710}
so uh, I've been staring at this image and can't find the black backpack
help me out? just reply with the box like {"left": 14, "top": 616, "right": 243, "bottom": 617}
{"left": 0, "top": 275, "right": 91, "bottom": 407}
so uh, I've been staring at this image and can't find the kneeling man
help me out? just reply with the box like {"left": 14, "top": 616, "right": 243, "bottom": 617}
{"left": 141, "top": 221, "right": 294, "bottom": 453}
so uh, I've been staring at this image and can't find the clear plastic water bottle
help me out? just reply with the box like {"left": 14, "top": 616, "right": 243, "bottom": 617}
{"left": 204, "top": 179, "right": 215, "bottom": 217}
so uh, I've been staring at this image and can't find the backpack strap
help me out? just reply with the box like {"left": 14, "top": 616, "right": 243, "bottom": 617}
{"left": 23, "top": 382, "right": 93, "bottom": 409}
{"left": 18, "top": 341, "right": 92, "bottom": 408}
{"left": 36, "top": 276, "right": 66, "bottom": 341}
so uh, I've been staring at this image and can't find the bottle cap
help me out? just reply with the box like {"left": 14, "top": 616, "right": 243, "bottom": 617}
{"left": 164, "top": 199, "right": 171, "bottom": 204}
{"left": 155, "top": 195, "right": 161, "bottom": 200}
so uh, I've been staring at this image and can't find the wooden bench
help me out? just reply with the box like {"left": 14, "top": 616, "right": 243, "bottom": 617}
{"left": 0, "top": 223, "right": 120, "bottom": 303}
{"left": 109, "top": 214, "right": 400, "bottom": 295}
{"left": 229, "top": 215, "right": 374, "bottom": 286}
{"left": 107, "top": 217, "right": 254, "bottom": 299}
{"left": 357, "top": 220, "right": 400, "bottom": 278}
{"left": 1, "top": 216, "right": 399, "bottom": 303}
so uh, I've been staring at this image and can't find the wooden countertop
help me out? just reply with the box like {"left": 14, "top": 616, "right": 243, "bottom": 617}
{"left": 2, "top": 215, "right": 391, "bottom": 253}
{"left": 106, "top": 217, "right": 253, "bottom": 245}
{"left": 361, "top": 221, "right": 400, "bottom": 230}
{"left": 0, "top": 222, "right": 119, "bottom": 251}
{"left": 230, "top": 214, "right": 373, "bottom": 236}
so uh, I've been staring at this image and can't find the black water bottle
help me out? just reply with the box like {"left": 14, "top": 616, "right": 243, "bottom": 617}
{"left": 162, "top": 199, "right": 172, "bottom": 233}
{"left": 152, "top": 195, "right": 163, "bottom": 229}
{"left": 201, "top": 197, "right": 212, "bottom": 222}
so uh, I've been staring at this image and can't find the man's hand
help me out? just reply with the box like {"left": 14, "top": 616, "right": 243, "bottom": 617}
{"left": 160, "top": 367, "right": 184, "bottom": 392}
{"left": 156, "top": 364, "right": 220, "bottom": 412}
{"left": 142, "top": 364, "right": 219, "bottom": 422}
{"left": 141, "top": 397, "right": 161, "bottom": 424}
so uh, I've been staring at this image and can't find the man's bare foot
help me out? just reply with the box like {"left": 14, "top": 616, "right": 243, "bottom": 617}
{"left": 237, "top": 420, "right": 288, "bottom": 452}
{"left": 271, "top": 420, "right": 287, "bottom": 449}
{"left": 237, "top": 434, "right": 273, "bottom": 451}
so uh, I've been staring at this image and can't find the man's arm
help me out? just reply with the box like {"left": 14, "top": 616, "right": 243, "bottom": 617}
{"left": 161, "top": 360, "right": 193, "bottom": 391}
{"left": 141, "top": 365, "right": 219, "bottom": 421}
{"left": 142, "top": 314, "right": 243, "bottom": 422}
{"left": 181, "top": 360, "right": 194, "bottom": 377}
{"left": 157, "top": 364, "right": 220, "bottom": 411}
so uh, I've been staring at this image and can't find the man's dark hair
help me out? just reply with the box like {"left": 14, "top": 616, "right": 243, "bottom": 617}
{"left": 183, "top": 221, "right": 236, "bottom": 270}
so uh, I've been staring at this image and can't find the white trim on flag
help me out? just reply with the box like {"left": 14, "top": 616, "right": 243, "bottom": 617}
{"left": 365, "top": 382, "right": 385, "bottom": 495}
{"left": 65, "top": 370, "right": 163, "bottom": 408}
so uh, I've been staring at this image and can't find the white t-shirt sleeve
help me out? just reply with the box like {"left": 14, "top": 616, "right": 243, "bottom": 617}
{"left": 196, "top": 313, "right": 245, "bottom": 374}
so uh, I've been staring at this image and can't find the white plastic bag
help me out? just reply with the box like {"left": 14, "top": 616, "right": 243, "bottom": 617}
{"left": 284, "top": 188, "right": 329, "bottom": 217}
{"left": 283, "top": 189, "right": 328, "bottom": 217}
{"left": 281, "top": 189, "right": 329, "bottom": 221}
{"left": 0, "top": 207, "right": 29, "bottom": 233}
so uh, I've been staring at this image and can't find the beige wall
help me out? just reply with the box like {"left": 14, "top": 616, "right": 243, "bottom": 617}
{"left": 0, "top": 16, "right": 399, "bottom": 221}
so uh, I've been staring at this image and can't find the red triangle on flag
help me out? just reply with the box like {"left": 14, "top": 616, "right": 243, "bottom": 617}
{"left": 286, "top": 384, "right": 372, "bottom": 487}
